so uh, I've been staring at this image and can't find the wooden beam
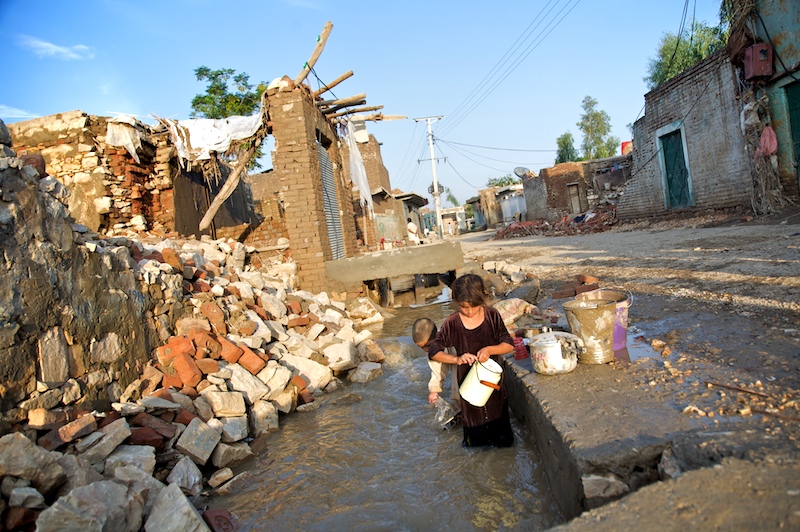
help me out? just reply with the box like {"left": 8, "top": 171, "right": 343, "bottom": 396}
{"left": 199, "top": 93, "right": 269, "bottom": 232}
{"left": 316, "top": 93, "right": 366, "bottom": 108}
{"left": 327, "top": 105, "right": 384, "bottom": 119}
{"left": 313, "top": 70, "right": 354, "bottom": 97}
{"left": 362, "top": 114, "right": 407, "bottom": 122}
{"left": 323, "top": 99, "right": 366, "bottom": 115}
{"left": 294, "top": 21, "right": 334, "bottom": 86}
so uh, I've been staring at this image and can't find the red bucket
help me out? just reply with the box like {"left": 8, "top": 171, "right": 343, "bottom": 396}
{"left": 513, "top": 337, "right": 529, "bottom": 360}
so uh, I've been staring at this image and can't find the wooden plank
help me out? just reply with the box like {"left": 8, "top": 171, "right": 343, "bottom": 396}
{"left": 313, "top": 70, "right": 354, "bottom": 97}
{"left": 316, "top": 93, "right": 366, "bottom": 108}
{"left": 294, "top": 21, "right": 334, "bottom": 86}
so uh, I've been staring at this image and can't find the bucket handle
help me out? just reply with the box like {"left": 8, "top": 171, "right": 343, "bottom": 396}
{"left": 606, "top": 286, "right": 634, "bottom": 307}
{"left": 479, "top": 380, "right": 501, "bottom": 390}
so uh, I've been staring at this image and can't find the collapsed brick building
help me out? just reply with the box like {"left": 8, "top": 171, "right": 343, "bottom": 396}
{"left": 6, "top": 77, "right": 407, "bottom": 295}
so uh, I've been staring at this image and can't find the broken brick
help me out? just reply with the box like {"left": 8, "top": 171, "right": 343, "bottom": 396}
{"left": 218, "top": 337, "right": 243, "bottom": 363}
{"left": 173, "top": 352, "right": 203, "bottom": 388}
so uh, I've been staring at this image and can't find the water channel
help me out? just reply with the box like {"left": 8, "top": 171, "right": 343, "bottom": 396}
{"left": 210, "top": 290, "right": 563, "bottom": 531}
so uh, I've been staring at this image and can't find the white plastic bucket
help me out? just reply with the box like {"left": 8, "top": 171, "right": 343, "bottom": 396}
{"left": 459, "top": 358, "right": 503, "bottom": 407}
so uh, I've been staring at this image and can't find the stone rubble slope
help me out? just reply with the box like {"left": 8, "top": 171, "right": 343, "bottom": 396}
{"left": 0, "top": 120, "right": 389, "bottom": 530}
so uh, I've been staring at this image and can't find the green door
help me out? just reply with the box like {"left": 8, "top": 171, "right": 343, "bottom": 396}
{"left": 661, "top": 129, "right": 692, "bottom": 208}
{"left": 787, "top": 82, "right": 800, "bottom": 181}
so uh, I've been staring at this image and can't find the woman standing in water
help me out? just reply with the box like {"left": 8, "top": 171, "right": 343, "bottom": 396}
{"left": 427, "top": 274, "right": 515, "bottom": 447}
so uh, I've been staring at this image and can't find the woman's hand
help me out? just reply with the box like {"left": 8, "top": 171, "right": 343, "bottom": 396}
{"left": 428, "top": 392, "right": 439, "bottom": 404}
{"left": 457, "top": 353, "right": 478, "bottom": 365}
{"left": 476, "top": 347, "right": 492, "bottom": 363}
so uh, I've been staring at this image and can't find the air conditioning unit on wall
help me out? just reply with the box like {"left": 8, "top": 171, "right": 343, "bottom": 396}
{"left": 744, "top": 43, "right": 773, "bottom": 80}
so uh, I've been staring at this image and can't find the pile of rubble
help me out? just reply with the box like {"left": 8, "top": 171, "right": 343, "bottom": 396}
{"left": 0, "top": 126, "right": 391, "bottom": 530}
{"left": 492, "top": 205, "right": 617, "bottom": 240}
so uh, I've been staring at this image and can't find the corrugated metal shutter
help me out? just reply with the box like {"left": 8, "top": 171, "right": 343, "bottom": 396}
{"left": 318, "top": 142, "right": 345, "bottom": 260}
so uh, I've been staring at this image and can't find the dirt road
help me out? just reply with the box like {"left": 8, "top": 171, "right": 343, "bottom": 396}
{"left": 452, "top": 208, "right": 800, "bottom": 529}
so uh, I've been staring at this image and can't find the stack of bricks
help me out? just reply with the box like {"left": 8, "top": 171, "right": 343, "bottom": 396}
{"left": 551, "top": 274, "right": 600, "bottom": 299}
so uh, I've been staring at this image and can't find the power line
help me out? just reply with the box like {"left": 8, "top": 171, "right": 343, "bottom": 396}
{"left": 438, "top": 0, "right": 582, "bottom": 137}
{"left": 435, "top": 138, "right": 557, "bottom": 152}
{"left": 438, "top": 0, "right": 562, "bottom": 133}
{"left": 437, "top": 138, "right": 551, "bottom": 166}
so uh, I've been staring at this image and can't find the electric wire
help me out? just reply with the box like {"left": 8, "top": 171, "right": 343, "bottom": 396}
{"left": 436, "top": 140, "right": 516, "bottom": 174}
{"left": 437, "top": 138, "right": 552, "bottom": 166}
{"left": 436, "top": 0, "right": 561, "bottom": 135}
{"left": 435, "top": 139, "right": 557, "bottom": 152}
{"left": 438, "top": 0, "right": 581, "bottom": 138}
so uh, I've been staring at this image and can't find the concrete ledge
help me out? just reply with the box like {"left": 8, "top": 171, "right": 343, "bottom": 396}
{"left": 325, "top": 242, "right": 464, "bottom": 289}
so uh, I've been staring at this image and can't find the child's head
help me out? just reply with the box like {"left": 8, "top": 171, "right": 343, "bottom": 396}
{"left": 412, "top": 318, "right": 437, "bottom": 349}
{"left": 452, "top": 273, "right": 487, "bottom": 307}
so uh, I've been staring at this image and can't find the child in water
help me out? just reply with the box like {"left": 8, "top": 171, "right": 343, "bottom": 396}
{"left": 412, "top": 318, "right": 460, "bottom": 409}
{"left": 426, "top": 273, "right": 515, "bottom": 447}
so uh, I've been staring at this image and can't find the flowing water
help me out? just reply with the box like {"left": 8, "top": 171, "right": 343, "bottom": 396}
{"left": 209, "top": 291, "right": 562, "bottom": 531}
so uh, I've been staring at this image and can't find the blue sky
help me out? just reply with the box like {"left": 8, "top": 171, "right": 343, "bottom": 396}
{"left": 0, "top": 0, "right": 723, "bottom": 205}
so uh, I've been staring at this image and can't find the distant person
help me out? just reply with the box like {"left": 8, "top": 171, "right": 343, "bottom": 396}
{"left": 407, "top": 217, "right": 420, "bottom": 245}
{"left": 412, "top": 318, "right": 460, "bottom": 408}
{"left": 427, "top": 273, "right": 514, "bottom": 447}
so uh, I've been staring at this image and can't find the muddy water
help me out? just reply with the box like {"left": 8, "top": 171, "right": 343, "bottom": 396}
{"left": 211, "top": 292, "right": 563, "bottom": 531}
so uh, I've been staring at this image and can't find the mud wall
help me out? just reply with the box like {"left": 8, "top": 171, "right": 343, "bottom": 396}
{"left": 503, "top": 359, "right": 584, "bottom": 520}
{"left": 0, "top": 158, "right": 161, "bottom": 425}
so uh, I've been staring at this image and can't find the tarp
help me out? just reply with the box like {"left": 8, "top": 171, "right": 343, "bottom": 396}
{"left": 162, "top": 114, "right": 262, "bottom": 162}
{"left": 345, "top": 120, "right": 374, "bottom": 215}
{"left": 106, "top": 114, "right": 144, "bottom": 163}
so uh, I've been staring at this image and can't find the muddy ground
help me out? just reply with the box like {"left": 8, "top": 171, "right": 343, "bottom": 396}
{"left": 453, "top": 206, "right": 800, "bottom": 529}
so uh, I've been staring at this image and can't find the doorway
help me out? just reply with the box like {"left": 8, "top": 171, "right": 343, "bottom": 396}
{"left": 657, "top": 124, "right": 693, "bottom": 209}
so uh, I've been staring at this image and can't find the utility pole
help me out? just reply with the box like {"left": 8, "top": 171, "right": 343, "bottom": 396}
{"left": 414, "top": 115, "right": 444, "bottom": 240}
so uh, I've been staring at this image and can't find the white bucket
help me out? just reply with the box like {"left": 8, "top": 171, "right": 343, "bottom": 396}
{"left": 459, "top": 358, "right": 503, "bottom": 407}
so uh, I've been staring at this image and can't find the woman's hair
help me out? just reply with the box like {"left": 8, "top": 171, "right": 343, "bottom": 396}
{"left": 412, "top": 318, "right": 437, "bottom": 345}
{"left": 451, "top": 273, "right": 486, "bottom": 307}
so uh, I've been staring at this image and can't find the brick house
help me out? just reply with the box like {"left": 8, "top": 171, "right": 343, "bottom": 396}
{"left": 622, "top": 0, "right": 799, "bottom": 220}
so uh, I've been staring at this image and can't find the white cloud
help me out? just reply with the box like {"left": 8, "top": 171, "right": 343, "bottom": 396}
{"left": 99, "top": 84, "right": 112, "bottom": 95}
{"left": 18, "top": 35, "right": 95, "bottom": 60}
{"left": 0, "top": 105, "right": 40, "bottom": 120}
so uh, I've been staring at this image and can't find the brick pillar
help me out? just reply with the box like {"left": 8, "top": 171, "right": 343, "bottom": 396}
{"left": 267, "top": 87, "right": 357, "bottom": 292}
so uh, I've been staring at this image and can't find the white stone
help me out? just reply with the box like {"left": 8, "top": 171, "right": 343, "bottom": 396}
{"left": 323, "top": 340, "right": 357, "bottom": 371}
{"left": 104, "top": 444, "right": 156, "bottom": 476}
{"left": 270, "top": 388, "right": 295, "bottom": 414}
{"left": 166, "top": 456, "right": 203, "bottom": 497}
{"left": 276, "top": 352, "right": 332, "bottom": 390}
{"left": 145, "top": 483, "right": 209, "bottom": 532}
{"left": 37, "top": 327, "right": 69, "bottom": 387}
{"left": 249, "top": 400, "right": 279, "bottom": 437}
{"left": 202, "top": 391, "right": 246, "bottom": 417}
{"left": 227, "top": 363, "right": 269, "bottom": 404}
{"left": 211, "top": 442, "right": 254, "bottom": 468}
{"left": 347, "top": 361, "right": 383, "bottom": 383}
{"left": 208, "top": 468, "right": 233, "bottom": 488}
{"left": 219, "top": 416, "right": 249, "bottom": 443}
{"left": 89, "top": 332, "right": 122, "bottom": 364}
{"left": 305, "top": 323, "right": 326, "bottom": 341}
{"left": 175, "top": 418, "right": 221, "bottom": 466}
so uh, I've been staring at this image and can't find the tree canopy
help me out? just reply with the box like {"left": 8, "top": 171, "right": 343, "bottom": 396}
{"left": 191, "top": 66, "right": 266, "bottom": 119}
{"left": 486, "top": 174, "right": 520, "bottom": 188}
{"left": 576, "top": 96, "right": 620, "bottom": 160}
{"left": 644, "top": 21, "right": 727, "bottom": 89}
{"left": 191, "top": 66, "right": 268, "bottom": 169}
{"left": 555, "top": 132, "right": 579, "bottom": 164}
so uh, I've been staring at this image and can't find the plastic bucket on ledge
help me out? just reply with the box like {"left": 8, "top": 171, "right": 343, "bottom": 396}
{"left": 576, "top": 289, "right": 632, "bottom": 351}
{"left": 562, "top": 299, "right": 616, "bottom": 364}
{"left": 459, "top": 358, "right": 503, "bottom": 407}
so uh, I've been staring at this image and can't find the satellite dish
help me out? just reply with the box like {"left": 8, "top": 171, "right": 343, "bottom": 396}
{"left": 513, "top": 167, "right": 531, "bottom": 179}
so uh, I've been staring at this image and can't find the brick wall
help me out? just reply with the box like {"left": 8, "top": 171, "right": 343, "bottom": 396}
{"left": 267, "top": 86, "right": 357, "bottom": 293}
{"left": 539, "top": 162, "right": 587, "bottom": 219}
{"left": 8, "top": 111, "right": 176, "bottom": 235}
{"left": 621, "top": 52, "right": 751, "bottom": 220}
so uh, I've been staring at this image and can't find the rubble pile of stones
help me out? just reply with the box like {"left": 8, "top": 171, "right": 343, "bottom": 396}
{"left": 0, "top": 120, "right": 392, "bottom": 530}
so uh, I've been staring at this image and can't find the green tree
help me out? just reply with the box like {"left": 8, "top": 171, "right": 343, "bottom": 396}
{"left": 191, "top": 66, "right": 268, "bottom": 169}
{"left": 191, "top": 66, "right": 265, "bottom": 119}
{"left": 645, "top": 21, "right": 727, "bottom": 89}
{"left": 555, "top": 132, "right": 579, "bottom": 164}
{"left": 444, "top": 187, "right": 460, "bottom": 207}
{"left": 577, "top": 96, "right": 620, "bottom": 160}
{"left": 486, "top": 174, "right": 520, "bottom": 187}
